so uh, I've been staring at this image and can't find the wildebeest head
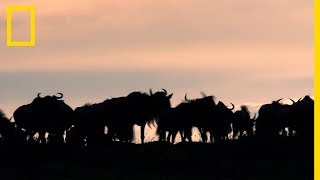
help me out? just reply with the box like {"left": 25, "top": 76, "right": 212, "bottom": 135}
{"left": 290, "top": 95, "right": 313, "bottom": 139}
{"left": 291, "top": 95, "right": 314, "bottom": 117}
{"left": 0, "top": 109, "right": 16, "bottom": 142}
{"left": 0, "top": 110, "right": 8, "bottom": 122}
{"left": 150, "top": 89, "right": 173, "bottom": 113}
{"left": 0, "top": 110, "right": 4, "bottom": 117}
{"left": 215, "top": 101, "right": 235, "bottom": 129}
{"left": 216, "top": 101, "right": 235, "bottom": 111}
{"left": 300, "top": 95, "right": 313, "bottom": 104}
{"left": 32, "top": 93, "right": 65, "bottom": 107}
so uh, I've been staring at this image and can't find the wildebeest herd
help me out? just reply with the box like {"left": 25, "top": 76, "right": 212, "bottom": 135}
{"left": 0, "top": 89, "right": 314, "bottom": 147}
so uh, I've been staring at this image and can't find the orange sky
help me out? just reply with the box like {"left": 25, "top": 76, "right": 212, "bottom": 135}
{"left": 0, "top": 0, "right": 314, "bottom": 142}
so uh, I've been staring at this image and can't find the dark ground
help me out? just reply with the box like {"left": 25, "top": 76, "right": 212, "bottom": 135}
{"left": 0, "top": 137, "right": 313, "bottom": 180}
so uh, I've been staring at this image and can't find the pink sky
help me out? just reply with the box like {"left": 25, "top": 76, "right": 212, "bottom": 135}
{"left": 0, "top": 0, "right": 313, "bottom": 71}
{"left": 0, "top": 0, "right": 314, "bottom": 142}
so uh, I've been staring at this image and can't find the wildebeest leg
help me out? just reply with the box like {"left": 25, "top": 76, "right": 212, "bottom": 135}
{"left": 180, "top": 130, "right": 185, "bottom": 142}
{"left": 57, "top": 133, "right": 65, "bottom": 144}
{"left": 199, "top": 128, "right": 207, "bottom": 142}
{"left": 232, "top": 127, "right": 238, "bottom": 140}
{"left": 185, "top": 128, "right": 192, "bottom": 142}
{"left": 287, "top": 127, "right": 293, "bottom": 136}
{"left": 232, "top": 130, "right": 237, "bottom": 140}
{"left": 159, "top": 130, "right": 165, "bottom": 141}
{"left": 240, "top": 130, "right": 244, "bottom": 137}
{"left": 225, "top": 134, "right": 229, "bottom": 140}
{"left": 167, "top": 131, "right": 172, "bottom": 142}
{"left": 213, "top": 134, "right": 220, "bottom": 143}
{"left": 141, "top": 123, "right": 145, "bottom": 144}
{"left": 246, "top": 127, "right": 253, "bottom": 137}
{"left": 107, "top": 126, "right": 117, "bottom": 141}
{"left": 209, "top": 130, "right": 213, "bottom": 143}
{"left": 38, "top": 131, "right": 46, "bottom": 144}
{"left": 27, "top": 131, "right": 37, "bottom": 143}
{"left": 210, "top": 132, "right": 214, "bottom": 143}
{"left": 171, "top": 131, "right": 178, "bottom": 144}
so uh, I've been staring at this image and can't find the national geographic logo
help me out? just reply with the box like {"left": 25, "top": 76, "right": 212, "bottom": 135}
{"left": 6, "top": 6, "right": 36, "bottom": 47}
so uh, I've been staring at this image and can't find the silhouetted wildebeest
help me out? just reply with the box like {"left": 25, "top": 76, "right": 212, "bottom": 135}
{"left": 290, "top": 95, "right": 314, "bottom": 142}
{"left": 117, "top": 89, "right": 172, "bottom": 143}
{"left": 0, "top": 110, "right": 17, "bottom": 144}
{"left": 202, "top": 100, "right": 235, "bottom": 143}
{"left": 254, "top": 97, "right": 311, "bottom": 139}
{"left": 13, "top": 93, "right": 74, "bottom": 144}
{"left": 233, "top": 105, "right": 255, "bottom": 138}
{"left": 71, "top": 89, "right": 173, "bottom": 145}
{"left": 255, "top": 98, "right": 295, "bottom": 139}
{"left": 157, "top": 93, "right": 235, "bottom": 144}
{"left": 278, "top": 98, "right": 297, "bottom": 136}
{"left": 68, "top": 102, "right": 120, "bottom": 147}
{"left": 156, "top": 94, "right": 216, "bottom": 143}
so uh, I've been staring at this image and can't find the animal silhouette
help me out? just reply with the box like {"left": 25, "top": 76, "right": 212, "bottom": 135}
{"left": 71, "top": 89, "right": 172, "bottom": 146}
{"left": 13, "top": 93, "right": 74, "bottom": 144}
{"left": 233, "top": 105, "right": 255, "bottom": 138}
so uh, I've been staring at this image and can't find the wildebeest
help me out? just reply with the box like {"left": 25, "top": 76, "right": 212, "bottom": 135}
{"left": 0, "top": 110, "right": 17, "bottom": 144}
{"left": 202, "top": 100, "right": 235, "bottom": 143}
{"left": 290, "top": 95, "right": 314, "bottom": 141}
{"left": 68, "top": 100, "right": 135, "bottom": 147}
{"left": 157, "top": 93, "right": 235, "bottom": 144}
{"left": 278, "top": 98, "right": 297, "bottom": 136}
{"left": 13, "top": 93, "right": 74, "bottom": 144}
{"left": 70, "top": 89, "right": 173, "bottom": 145}
{"left": 156, "top": 94, "right": 217, "bottom": 143}
{"left": 69, "top": 103, "right": 106, "bottom": 146}
{"left": 122, "top": 89, "right": 173, "bottom": 143}
{"left": 255, "top": 98, "right": 291, "bottom": 139}
{"left": 233, "top": 105, "right": 255, "bottom": 138}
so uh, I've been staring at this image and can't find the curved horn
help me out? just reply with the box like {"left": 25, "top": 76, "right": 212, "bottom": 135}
{"left": 149, "top": 89, "right": 153, "bottom": 96}
{"left": 162, "top": 88, "right": 167, "bottom": 95}
{"left": 185, "top": 94, "right": 190, "bottom": 102}
{"left": 55, "top": 93, "right": 63, "bottom": 99}
{"left": 37, "top": 93, "right": 42, "bottom": 98}
{"left": 228, "top": 103, "right": 235, "bottom": 110}
{"left": 289, "top": 98, "right": 295, "bottom": 104}
{"left": 200, "top": 91, "right": 207, "bottom": 97}
{"left": 276, "top": 98, "right": 282, "bottom": 103}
